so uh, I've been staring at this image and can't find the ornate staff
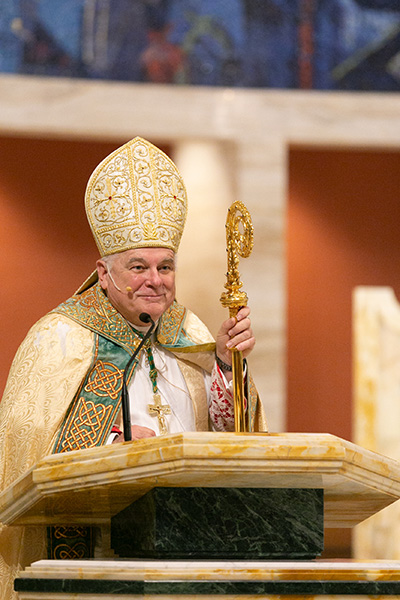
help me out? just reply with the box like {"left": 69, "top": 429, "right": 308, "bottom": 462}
{"left": 220, "top": 201, "right": 254, "bottom": 432}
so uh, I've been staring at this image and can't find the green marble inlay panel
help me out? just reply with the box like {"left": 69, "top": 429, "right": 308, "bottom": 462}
{"left": 111, "top": 487, "right": 324, "bottom": 559}
{"left": 14, "top": 578, "right": 400, "bottom": 596}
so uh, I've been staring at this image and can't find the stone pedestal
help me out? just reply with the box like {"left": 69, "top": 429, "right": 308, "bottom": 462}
{"left": 111, "top": 487, "right": 324, "bottom": 560}
{"left": 3, "top": 432, "right": 400, "bottom": 598}
{"left": 14, "top": 559, "right": 400, "bottom": 598}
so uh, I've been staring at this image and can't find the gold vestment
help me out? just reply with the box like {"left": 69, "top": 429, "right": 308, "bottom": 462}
{"left": 0, "top": 306, "right": 266, "bottom": 599}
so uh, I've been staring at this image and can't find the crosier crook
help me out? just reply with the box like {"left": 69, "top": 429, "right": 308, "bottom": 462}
{"left": 220, "top": 201, "right": 254, "bottom": 432}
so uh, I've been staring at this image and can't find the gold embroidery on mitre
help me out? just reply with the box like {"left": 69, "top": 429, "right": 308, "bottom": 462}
{"left": 85, "top": 137, "right": 187, "bottom": 256}
{"left": 143, "top": 223, "right": 158, "bottom": 241}
{"left": 60, "top": 397, "right": 113, "bottom": 452}
{"left": 84, "top": 360, "right": 123, "bottom": 400}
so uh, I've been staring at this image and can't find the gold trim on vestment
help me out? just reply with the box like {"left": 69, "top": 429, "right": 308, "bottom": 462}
{"left": 177, "top": 359, "right": 210, "bottom": 431}
{"left": 52, "top": 283, "right": 188, "bottom": 356}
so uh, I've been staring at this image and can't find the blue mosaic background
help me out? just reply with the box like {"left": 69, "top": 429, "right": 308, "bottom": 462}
{"left": 1, "top": 0, "right": 400, "bottom": 91}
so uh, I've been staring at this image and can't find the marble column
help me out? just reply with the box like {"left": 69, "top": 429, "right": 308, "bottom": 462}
{"left": 353, "top": 286, "right": 400, "bottom": 559}
{"left": 172, "top": 139, "right": 233, "bottom": 337}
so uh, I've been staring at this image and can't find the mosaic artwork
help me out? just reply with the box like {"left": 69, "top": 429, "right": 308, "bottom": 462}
{"left": 0, "top": 0, "right": 399, "bottom": 91}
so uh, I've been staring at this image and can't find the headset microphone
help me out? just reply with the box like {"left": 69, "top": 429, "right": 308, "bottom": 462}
{"left": 107, "top": 269, "right": 133, "bottom": 295}
{"left": 107, "top": 269, "right": 123, "bottom": 292}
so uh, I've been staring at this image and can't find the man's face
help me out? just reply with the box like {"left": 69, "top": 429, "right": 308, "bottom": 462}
{"left": 97, "top": 248, "right": 176, "bottom": 327}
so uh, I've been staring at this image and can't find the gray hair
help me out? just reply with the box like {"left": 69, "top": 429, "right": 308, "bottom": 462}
{"left": 101, "top": 250, "right": 178, "bottom": 270}
{"left": 100, "top": 253, "right": 118, "bottom": 268}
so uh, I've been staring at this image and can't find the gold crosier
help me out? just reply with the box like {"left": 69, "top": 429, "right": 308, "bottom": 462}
{"left": 220, "top": 201, "right": 254, "bottom": 432}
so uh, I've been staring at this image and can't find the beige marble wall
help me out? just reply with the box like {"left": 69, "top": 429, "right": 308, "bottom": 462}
{"left": 353, "top": 287, "right": 400, "bottom": 559}
{"left": 1, "top": 75, "right": 400, "bottom": 431}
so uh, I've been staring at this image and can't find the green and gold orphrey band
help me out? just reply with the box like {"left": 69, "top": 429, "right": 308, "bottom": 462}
{"left": 46, "top": 283, "right": 200, "bottom": 559}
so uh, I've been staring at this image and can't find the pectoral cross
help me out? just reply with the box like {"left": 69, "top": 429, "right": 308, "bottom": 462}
{"left": 148, "top": 393, "right": 171, "bottom": 436}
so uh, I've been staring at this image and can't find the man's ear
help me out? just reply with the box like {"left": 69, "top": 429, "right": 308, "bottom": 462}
{"left": 96, "top": 260, "right": 108, "bottom": 290}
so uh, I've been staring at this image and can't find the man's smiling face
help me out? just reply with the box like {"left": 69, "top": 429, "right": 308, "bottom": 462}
{"left": 97, "top": 247, "right": 176, "bottom": 326}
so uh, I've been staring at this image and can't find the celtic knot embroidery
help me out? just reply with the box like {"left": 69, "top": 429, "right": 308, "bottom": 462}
{"left": 53, "top": 284, "right": 190, "bottom": 352}
{"left": 60, "top": 397, "right": 113, "bottom": 452}
{"left": 85, "top": 360, "right": 123, "bottom": 400}
{"left": 54, "top": 526, "right": 88, "bottom": 539}
{"left": 54, "top": 543, "right": 89, "bottom": 560}
{"left": 52, "top": 284, "right": 142, "bottom": 353}
{"left": 48, "top": 525, "right": 93, "bottom": 560}
{"left": 158, "top": 301, "right": 186, "bottom": 345}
